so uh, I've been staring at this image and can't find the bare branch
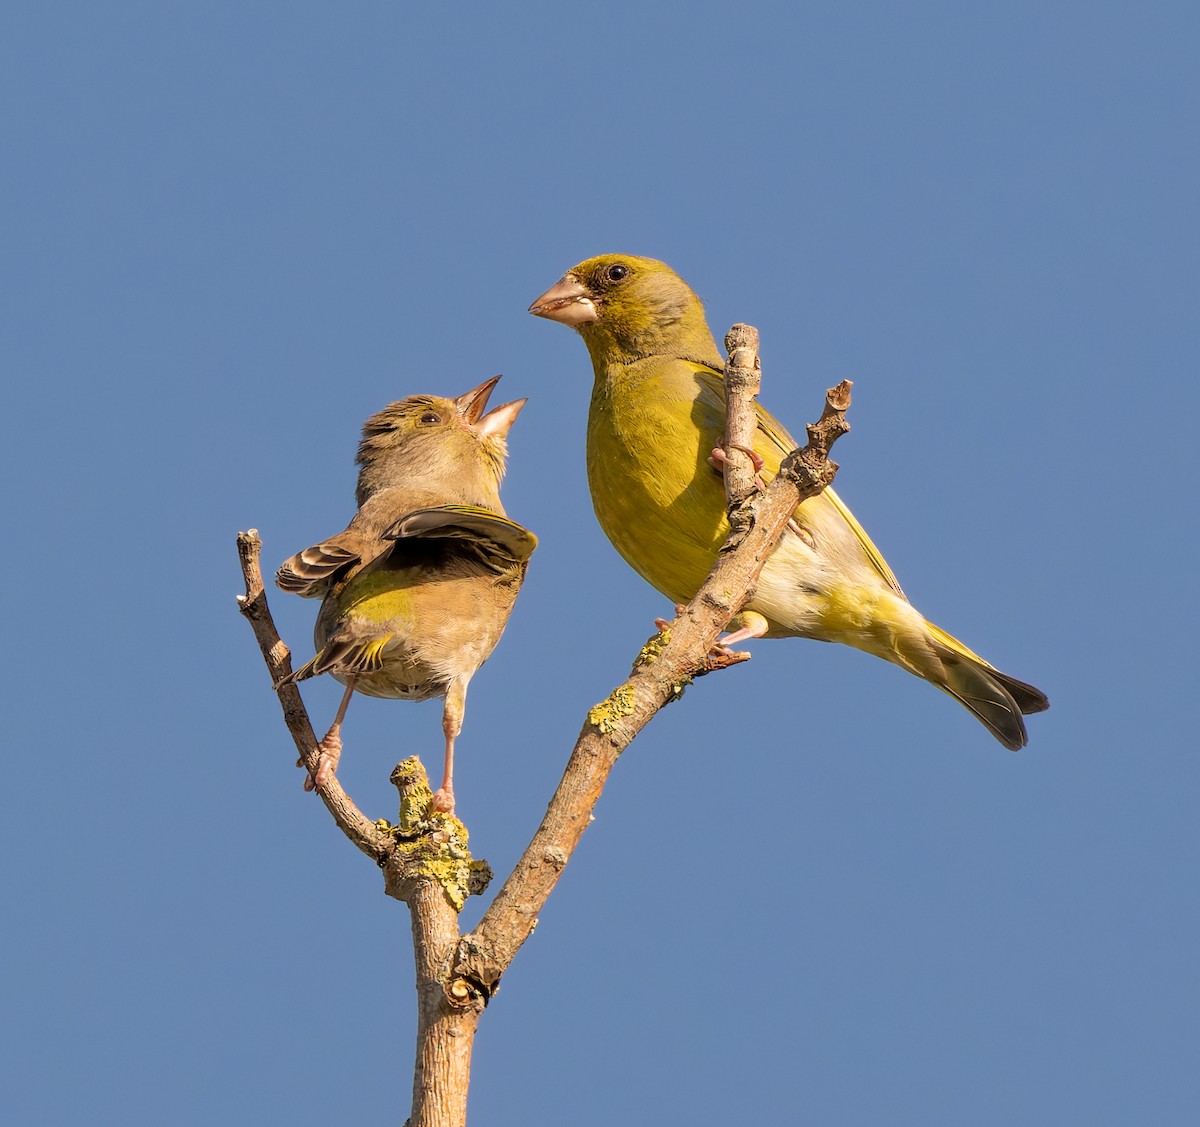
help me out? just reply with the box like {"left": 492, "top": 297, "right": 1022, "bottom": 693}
{"left": 457, "top": 335, "right": 852, "bottom": 994}
{"left": 236, "top": 530, "right": 391, "bottom": 860}
{"left": 237, "top": 535, "right": 490, "bottom": 1126}
{"left": 381, "top": 764, "right": 484, "bottom": 1127}
{"left": 720, "top": 322, "right": 763, "bottom": 543}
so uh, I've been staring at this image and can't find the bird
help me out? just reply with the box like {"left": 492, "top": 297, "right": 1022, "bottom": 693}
{"left": 275, "top": 376, "right": 537, "bottom": 812}
{"left": 529, "top": 254, "right": 1047, "bottom": 748}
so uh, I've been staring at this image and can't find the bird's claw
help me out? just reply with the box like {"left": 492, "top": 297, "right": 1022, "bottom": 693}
{"left": 654, "top": 604, "right": 687, "bottom": 631}
{"left": 429, "top": 787, "right": 456, "bottom": 815}
{"left": 714, "top": 612, "right": 770, "bottom": 656}
{"left": 303, "top": 730, "right": 344, "bottom": 792}
{"left": 711, "top": 641, "right": 751, "bottom": 659}
{"left": 709, "top": 443, "right": 765, "bottom": 487}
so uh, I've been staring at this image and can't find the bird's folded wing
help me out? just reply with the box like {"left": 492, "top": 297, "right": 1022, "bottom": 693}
{"left": 276, "top": 538, "right": 362, "bottom": 596}
{"left": 694, "top": 366, "right": 906, "bottom": 599}
{"left": 383, "top": 505, "right": 538, "bottom": 564}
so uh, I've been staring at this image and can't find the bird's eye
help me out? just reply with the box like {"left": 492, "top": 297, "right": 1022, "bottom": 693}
{"left": 420, "top": 412, "right": 441, "bottom": 424}
{"left": 605, "top": 263, "right": 629, "bottom": 283}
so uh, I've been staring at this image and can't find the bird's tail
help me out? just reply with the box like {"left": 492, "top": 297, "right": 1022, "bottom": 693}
{"left": 919, "top": 620, "right": 1049, "bottom": 750}
{"left": 274, "top": 654, "right": 319, "bottom": 688}
{"left": 274, "top": 637, "right": 393, "bottom": 689}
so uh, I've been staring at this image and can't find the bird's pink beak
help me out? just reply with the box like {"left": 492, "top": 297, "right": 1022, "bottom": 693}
{"left": 528, "top": 274, "right": 600, "bottom": 326}
{"left": 454, "top": 376, "right": 503, "bottom": 423}
{"left": 475, "top": 397, "right": 527, "bottom": 438}
{"left": 454, "top": 376, "right": 526, "bottom": 437}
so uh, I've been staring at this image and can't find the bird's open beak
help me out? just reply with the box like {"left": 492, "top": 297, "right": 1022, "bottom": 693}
{"left": 475, "top": 397, "right": 527, "bottom": 438}
{"left": 528, "top": 275, "right": 600, "bottom": 325}
{"left": 454, "top": 376, "right": 503, "bottom": 423}
{"left": 455, "top": 376, "right": 526, "bottom": 438}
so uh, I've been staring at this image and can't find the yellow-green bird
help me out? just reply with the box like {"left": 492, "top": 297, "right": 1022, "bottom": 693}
{"left": 530, "top": 254, "right": 1047, "bottom": 748}
{"left": 276, "top": 376, "right": 536, "bottom": 811}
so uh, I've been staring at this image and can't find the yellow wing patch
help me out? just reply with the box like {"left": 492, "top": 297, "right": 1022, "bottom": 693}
{"left": 694, "top": 365, "right": 905, "bottom": 598}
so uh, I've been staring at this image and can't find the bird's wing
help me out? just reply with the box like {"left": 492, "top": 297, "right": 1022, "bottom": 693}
{"left": 276, "top": 535, "right": 363, "bottom": 597}
{"left": 384, "top": 505, "right": 538, "bottom": 565}
{"left": 693, "top": 366, "right": 906, "bottom": 598}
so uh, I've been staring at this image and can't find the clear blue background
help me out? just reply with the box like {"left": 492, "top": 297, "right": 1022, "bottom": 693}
{"left": 4, "top": 2, "right": 1197, "bottom": 1124}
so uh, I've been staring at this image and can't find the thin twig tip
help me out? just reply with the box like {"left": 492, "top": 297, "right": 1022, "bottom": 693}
{"left": 827, "top": 380, "right": 853, "bottom": 411}
{"left": 724, "top": 323, "right": 760, "bottom": 354}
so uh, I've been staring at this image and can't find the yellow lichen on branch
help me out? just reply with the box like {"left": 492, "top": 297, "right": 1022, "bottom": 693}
{"left": 587, "top": 686, "right": 638, "bottom": 734}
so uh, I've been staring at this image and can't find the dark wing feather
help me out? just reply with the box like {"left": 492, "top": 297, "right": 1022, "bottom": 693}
{"left": 275, "top": 540, "right": 361, "bottom": 597}
{"left": 383, "top": 505, "right": 538, "bottom": 565}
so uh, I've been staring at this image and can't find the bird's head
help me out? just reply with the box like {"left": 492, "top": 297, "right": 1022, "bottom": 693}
{"left": 529, "top": 254, "right": 721, "bottom": 370}
{"left": 355, "top": 376, "right": 525, "bottom": 507}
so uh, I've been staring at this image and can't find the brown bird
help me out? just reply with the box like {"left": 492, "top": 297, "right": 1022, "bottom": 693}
{"left": 276, "top": 376, "right": 536, "bottom": 812}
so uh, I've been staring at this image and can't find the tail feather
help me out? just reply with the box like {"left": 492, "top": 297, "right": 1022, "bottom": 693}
{"left": 924, "top": 623, "right": 1048, "bottom": 750}
{"left": 274, "top": 636, "right": 393, "bottom": 688}
{"left": 274, "top": 654, "right": 319, "bottom": 687}
{"left": 991, "top": 670, "right": 1050, "bottom": 716}
{"left": 935, "top": 649, "right": 1028, "bottom": 750}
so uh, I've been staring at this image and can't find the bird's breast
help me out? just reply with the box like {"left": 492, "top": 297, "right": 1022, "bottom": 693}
{"left": 584, "top": 360, "right": 899, "bottom": 641}
{"left": 586, "top": 364, "right": 729, "bottom": 604}
{"left": 316, "top": 549, "right": 520, "bottom": 701}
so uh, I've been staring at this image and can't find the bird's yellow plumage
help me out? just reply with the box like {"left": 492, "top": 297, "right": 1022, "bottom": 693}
{"left": 531, "top": 254, "right": 1047, "bottom": 748}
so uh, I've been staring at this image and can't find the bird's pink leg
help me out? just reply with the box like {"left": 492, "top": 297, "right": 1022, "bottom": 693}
{"left": 717, "top": 611, "right": 770, "bottom": 652}
{"left": 305, "top": 680, "right": 355, "bottom": 791}
{"left": 430, "top": 680, "right": 467, "bottom": 814}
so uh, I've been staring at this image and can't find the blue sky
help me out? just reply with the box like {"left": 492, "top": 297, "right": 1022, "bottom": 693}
{"left": 3, "top": 2, "right": 1197, "bottom": 1123}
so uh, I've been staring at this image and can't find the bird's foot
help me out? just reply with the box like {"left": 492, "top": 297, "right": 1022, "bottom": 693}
{"left": 786, "top": 517, "right": 816, "bottom": 550}
{"left": 710, "top": 443, "right": 764, "bottom": 472}
{"left": 303, "top": 730, "right": 344, "bottom": 792}
{"left": 713, "top": 611, "right": 770, "bottom": 656}
{"left": 712, "top": 643, "right": 750, "bottom": 659}
{"left": 709, "top": 444, "right": 766, "bottom": 489}
{"left": 429, "top": 786, "right": 456, "bottom": 815}
{"left": 654, "top": 604, "right": 688, "bottom": 631}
